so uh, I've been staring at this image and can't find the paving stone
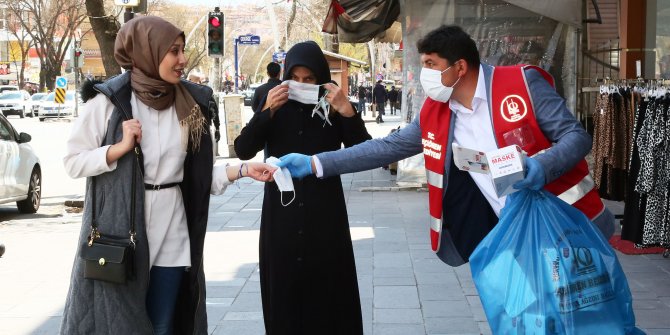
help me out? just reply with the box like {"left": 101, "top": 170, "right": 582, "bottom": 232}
{"left": 424, "top": 317, "right": 479, "bottom": 334}
{"left": 373, "top": 323, "right": 426, "bottom": 335}
{"left": 421, "top": 300, "right": 471, "bottom": 318}
{"left": 375, "top": 252, "right": 412, "bottom": 268}
{"left": 374, "top": 286, "right": 420, "bottom": 309}
{"left": 374, "top": 308, "right": 423, "bottom": 324}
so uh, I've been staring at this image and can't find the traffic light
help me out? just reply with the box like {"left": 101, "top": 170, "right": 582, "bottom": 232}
{"left": 207, "top": 11, "right": 224, "bottom": 57}
{"left": 70, "top": 46, "right": 85, "bottom": 68}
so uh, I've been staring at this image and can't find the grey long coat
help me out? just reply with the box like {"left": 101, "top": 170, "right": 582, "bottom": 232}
{"left": 60, "top": 72, "right": 214, "bottom": 334}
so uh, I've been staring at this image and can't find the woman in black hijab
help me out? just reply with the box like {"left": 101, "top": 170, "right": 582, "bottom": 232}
{"left": 234, "top": 41, "right": 371, "bottom": 335}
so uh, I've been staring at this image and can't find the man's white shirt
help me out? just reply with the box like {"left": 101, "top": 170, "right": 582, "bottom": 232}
{"left": 449, "top": 65, "right": 506, "bottom": 216}
{"left": 315, "top": 65, "right": 506, "bottom": 216}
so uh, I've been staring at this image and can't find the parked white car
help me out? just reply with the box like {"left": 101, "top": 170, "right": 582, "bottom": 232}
{"left": 38, "top": 91, "right": 76, "bottom": 121}
{"left": 0, "top": 113, "right": 41, "bottom": 213}
{"left": 0, "top": 91, "right": 31, "bottom": 118}
{"left": 26, "top": 93, "right": 48, "bottom": 118}
{"left": 0, "top": 85, "right": 19, "bottom": 94}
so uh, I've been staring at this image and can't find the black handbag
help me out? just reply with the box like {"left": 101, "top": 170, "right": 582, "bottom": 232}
{"left": 80, "top": 147, "right": 140, "bottom": 285}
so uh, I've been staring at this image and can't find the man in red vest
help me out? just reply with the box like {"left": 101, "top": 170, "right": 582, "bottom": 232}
{"left": 276, "top": 25, "right": 614, "bottom": 267}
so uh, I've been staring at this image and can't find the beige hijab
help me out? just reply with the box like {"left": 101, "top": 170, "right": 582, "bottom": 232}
{"left": 114, "top": 16, "right": 206, "bottom": 152}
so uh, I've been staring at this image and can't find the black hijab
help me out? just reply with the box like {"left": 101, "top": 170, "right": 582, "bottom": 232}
{"left": 282, "top": 41, "right": 331, "bottom": 85}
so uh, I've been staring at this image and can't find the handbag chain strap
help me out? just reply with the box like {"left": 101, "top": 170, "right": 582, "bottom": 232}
{"left": 88, "top": 103, "right": 140, "bottom": 249}
{"left": 88, "top": 146, "right": 139, "bottom": 248}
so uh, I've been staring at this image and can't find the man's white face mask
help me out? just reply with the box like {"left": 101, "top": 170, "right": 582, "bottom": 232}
{"left": 284, "top": 80, "right": 320, "bottom": 105}
{"left": 419, "top": 66, "right": 461, "bottom": 103}
{"left": 266, "top": 157, "right": 296, "bottom": 207}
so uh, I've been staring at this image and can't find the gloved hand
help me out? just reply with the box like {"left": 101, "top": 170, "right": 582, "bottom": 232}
{"left": 276, "top": 153, "right": 314, "bottom": 179}
{"left": 214, "top": 130, "right": 220, "bottom": 142}
{"left": 513, "top": 157, "right": 546, "bottom": 191}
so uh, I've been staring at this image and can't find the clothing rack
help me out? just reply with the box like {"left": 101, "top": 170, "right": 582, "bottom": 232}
{"left": 603, "top": 80, "right": 670, "bottom": 257}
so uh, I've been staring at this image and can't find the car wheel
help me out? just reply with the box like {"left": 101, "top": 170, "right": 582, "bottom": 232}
{"left": 39, "top": 117, "right": 45, "bottom": 122}
{"left": 19, "top": 108, "right": 25, "bottom": 118}
{"left": 17, "top": 167, "right": 41, "bottom": 214}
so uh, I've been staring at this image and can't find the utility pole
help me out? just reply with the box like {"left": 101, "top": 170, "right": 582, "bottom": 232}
{"left": 74, "top": 40, "right": 80, "bottom": 117}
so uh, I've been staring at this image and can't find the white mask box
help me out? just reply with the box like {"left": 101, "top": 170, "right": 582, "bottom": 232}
{"left": 452, "top": 143, "right": 525, "bottom": 198}
{"left": 486, "top": 145, "right": 525, "bottom": 197}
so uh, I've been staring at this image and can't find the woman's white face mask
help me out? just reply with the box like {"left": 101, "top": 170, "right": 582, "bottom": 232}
{"left": 420, "top": 66, "right": 461, "bottom": 103}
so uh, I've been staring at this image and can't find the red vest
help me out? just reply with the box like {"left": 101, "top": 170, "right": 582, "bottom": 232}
{"left": 420, "top": 65, "right": 604, "bottom": 253}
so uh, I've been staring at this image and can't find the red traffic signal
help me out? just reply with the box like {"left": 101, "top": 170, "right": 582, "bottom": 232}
{"left": 74, "top": 50, "right": 82, "bottom": 57}
{"left": 209, "top": 16, "right": 221, "bottom": 28}
{"left": 208, "top": 12, "right": 224, "bottom": 57}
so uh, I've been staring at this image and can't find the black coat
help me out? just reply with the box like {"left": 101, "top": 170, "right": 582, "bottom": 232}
{"left": 234, "top": 100, "right": 371, "bottom": 335}
{"left": 373, "top": 83, "right": 387, "bottom": 104}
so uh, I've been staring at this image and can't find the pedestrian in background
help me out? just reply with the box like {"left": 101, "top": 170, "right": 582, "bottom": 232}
{"left": 357, "top": 82, "right": 366, "bottom": 116}
{"left": 234, "top": 41, "right": 371, "bottom": 335}
{"left": 372, "top": 79, "right": 387, "bottom": 123}
{"left": 251, "top": 62, "right": 282, "bottom": 112}
{"left": 388, "top": 85, "right": 398, "bottom": 115}
{"left": 60, "top": 16, "right": 275, "bottom": 335}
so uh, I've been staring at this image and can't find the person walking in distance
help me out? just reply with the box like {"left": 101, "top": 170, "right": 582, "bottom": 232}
{"left": 372, "top": 80, "right": 387, "bottom": 123}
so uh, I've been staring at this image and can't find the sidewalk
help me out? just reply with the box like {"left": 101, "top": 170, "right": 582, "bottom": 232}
{"left": 1, "top": 111, "right": 670, "bottom": 334}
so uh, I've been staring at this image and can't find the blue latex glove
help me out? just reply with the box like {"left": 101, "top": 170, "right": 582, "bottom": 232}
{"left": 276, "top": 153, "right": 314, "bottom": 179}
{"left": 513, "top": 157, "right": 546, "bottom": 191}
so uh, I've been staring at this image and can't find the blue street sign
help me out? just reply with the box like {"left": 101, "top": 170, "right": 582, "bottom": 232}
{"left": 56, "top": 77, "right": 68, "bottom": 89}
{"left": 272, "top": 51, "right": 287, "bottom": 62}
{"left": 238, "top": 34, "right": 260, "bottom": 45}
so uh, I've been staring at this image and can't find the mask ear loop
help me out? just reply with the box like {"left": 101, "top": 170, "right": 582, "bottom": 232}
{"left": 280, "top": 190, "right": 296, "bottom": 207}
{"left": 312, "top": 87, "right": 332, "bottom": 127}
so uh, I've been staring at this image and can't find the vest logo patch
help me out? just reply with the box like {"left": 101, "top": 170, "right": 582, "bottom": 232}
{"left": 500, "top": 95, "right": 527, "bottom": 122}
{"left": 422, "top": 132, "right": 443, "bottom": 160}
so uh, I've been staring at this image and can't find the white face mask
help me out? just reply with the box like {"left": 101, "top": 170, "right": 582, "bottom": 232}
{"left": 420, "top": 66, "right": 461, "bottom": 103}
{"left": 266, "top": 157, "right": 296, "bottom": 206}
{"left": 284, "top": 80, "right": 320, "bottom": 105}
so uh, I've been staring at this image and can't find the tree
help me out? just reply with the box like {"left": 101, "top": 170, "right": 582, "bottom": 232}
{"left": 1, "top": 0, "right": 88, "bottom": 91}
{"left": 5, "top": 17, "right": 34, "bottom": 89}
{"left": 84, "top": 0, "right": 122, "bottom": 78}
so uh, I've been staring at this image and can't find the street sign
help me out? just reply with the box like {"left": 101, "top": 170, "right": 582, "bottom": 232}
{"left": 272, "top": 51, "right": 287, "bottom": 62}
{"left": 238, "top": 35, "right": 260, "bottom": 45}
{"left": 56, "top": 77, "right": 67, "bottom": 89}
{"left": 55, "top": 76, "right": 67, "bottom": 104}
{"left": 54, "top": 88, "right": 66, "bottom": 104}
{"left": 114, "top": 0, "right": 140, "bottom": 6}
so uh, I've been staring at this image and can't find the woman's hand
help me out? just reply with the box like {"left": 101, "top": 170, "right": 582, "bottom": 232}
{"left": 245, "top": 162, "right": 276, "bottom": 182}
{"left": 323, "top": 83, "right": 355, "bottom": 117}
{"left": 106, "top": 119, "right": 142, "bottom": 165}
{"left": 261, "top": 83, "right": 289, "bottom": 117}
{"left": 120, "top": 119, "right": 142, "bottom": 151}
{"left": 227, "top": 162, "right": 276, "bottom": 182}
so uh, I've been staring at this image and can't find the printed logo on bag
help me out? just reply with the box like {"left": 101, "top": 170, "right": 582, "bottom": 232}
{"left": 574, "top": 247, "right": 595, "bottom": 274}
{"left": 500, "top": 95, "right": 527, "bottom": 122}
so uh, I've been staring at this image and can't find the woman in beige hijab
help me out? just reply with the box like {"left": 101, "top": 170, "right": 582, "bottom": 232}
{"left": 61, "top": 16, "right": 274, "bottom": 335}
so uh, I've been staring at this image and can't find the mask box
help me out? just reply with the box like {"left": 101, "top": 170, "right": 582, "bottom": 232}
{"left": 486, "top": 145, "right": 525, "bottom": 197}
{"left": 452, "top": 143, "right": 525, "bottom": 198}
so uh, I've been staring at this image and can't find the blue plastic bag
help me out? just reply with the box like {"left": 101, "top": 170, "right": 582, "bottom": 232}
{"left": 470, "top": 189, "right": 645, "bottom": 335}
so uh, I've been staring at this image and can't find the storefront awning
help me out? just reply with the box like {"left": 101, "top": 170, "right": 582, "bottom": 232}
{"left": 503, "top": 0, "right": 582, "bottom": 28}
{"left": 324, "top": 0, "right": 584, "bottom": 43}
{"left": 323, "top": 0, "right": 400, "bottom": 43}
